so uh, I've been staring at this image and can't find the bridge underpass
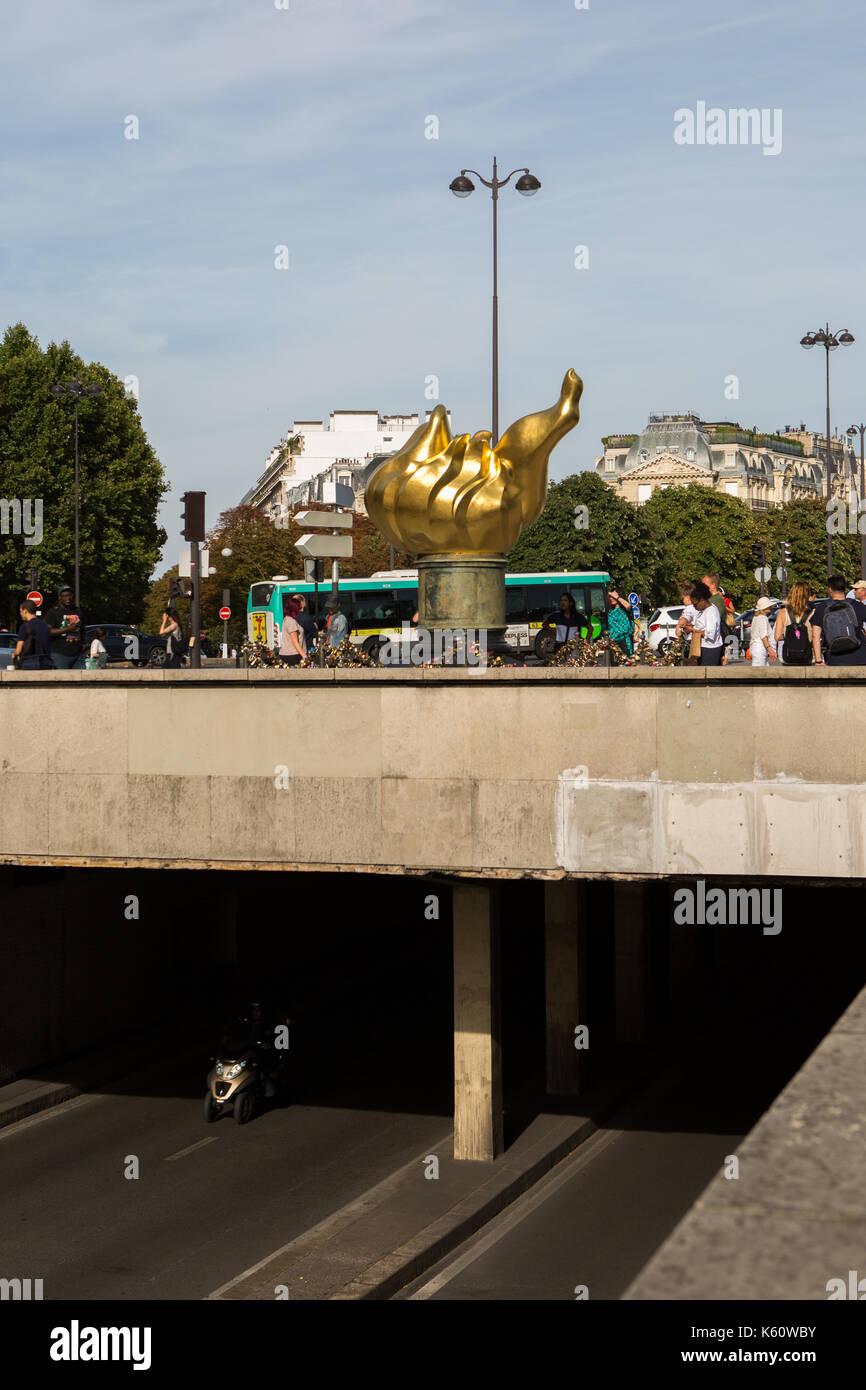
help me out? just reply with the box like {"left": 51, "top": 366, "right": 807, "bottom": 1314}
{"left": 1, "top": 666, "right": 864, "bottom": 1297}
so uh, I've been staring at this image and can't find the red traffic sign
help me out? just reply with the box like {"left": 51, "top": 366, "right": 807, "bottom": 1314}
{"left": 219, "top": 606, "right": 231, "bottom": 621}
{"left": 27, "top": 590, "right": 43, "bottom": 606}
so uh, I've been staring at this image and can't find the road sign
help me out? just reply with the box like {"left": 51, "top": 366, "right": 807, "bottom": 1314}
{"left": 26, "top": 590, "right": 42, "bottom": 606}
{"left": 293, "top": 510, "right": 353, "bottom": 529}
{"left": 754, "top": 566, "right": 772, "bottom": 582}
{"left": 179, "top": 546, "right": 209, "bottom": 577}
{"left": 776, "top": 567, "right": 786, "bottom": 581}
{"left": 321, "top": 481, "right": 354, "bottom": 507}
{"left": 219, "top": 606, "right": 231, "bottom": 621}
{"left": 295, "top": 533, "right": 353, "bottom": 560}
{"left": 628, "top": 592, "right": 639, "bottom": 606}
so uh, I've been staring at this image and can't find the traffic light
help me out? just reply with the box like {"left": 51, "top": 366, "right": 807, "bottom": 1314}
{"left": 180, "top": 491, "right": 206, "bottom": 542}
{"left": 752, "top": 541, "right": 766, "bottom": 565}
{"left": 780, "top": 541, "right": 792, "bottom": 566}
{"left": 169, "top": 577, "right": 180, "bottom": 601}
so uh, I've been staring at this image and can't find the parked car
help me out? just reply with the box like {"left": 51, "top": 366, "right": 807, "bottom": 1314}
{"left": 0, "top": 631, "right": 17, "bottom": 669}
{"left": 84, "top": 624, "right": 167, "bottom": 667}
{"left": 647, "top": 606, "right": 684, "bottom": 655}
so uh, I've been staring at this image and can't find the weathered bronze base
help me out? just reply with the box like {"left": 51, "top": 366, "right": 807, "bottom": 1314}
{"left": 417, "top": 553, "right": 506, "bottom": 630}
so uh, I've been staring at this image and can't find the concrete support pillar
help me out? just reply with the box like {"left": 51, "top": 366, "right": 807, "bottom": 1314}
{"left": 614, "top": 882, "right": 652, "bottom": 1043}
{"left": 544, "top": 880, "right": 586, "bottom": 1094}
{"left": 453, "top": 881, "right": 503, "bottom": 1161}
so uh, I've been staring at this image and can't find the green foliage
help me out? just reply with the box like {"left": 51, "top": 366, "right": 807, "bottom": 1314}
{"left": 507, "top": 472, "right": 662, "bottom": 597}
{"left": 641, "top": 486, "right": 756, "bottom": 606}
{"left": 0, "top": 322, "right": 167, "bottom": 625}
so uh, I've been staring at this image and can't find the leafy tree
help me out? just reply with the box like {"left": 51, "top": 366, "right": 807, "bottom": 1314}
{"left": 0, "top": 322, "right": 167, "bottom": 625}
{"left": 641, "top": 485, "right": 757, "bottom": 606}
{"left": 142, "top": 504, "right": 410, "bottom": 649}
{"left": 507, "top": 472, "right": 663, "bottom": 598}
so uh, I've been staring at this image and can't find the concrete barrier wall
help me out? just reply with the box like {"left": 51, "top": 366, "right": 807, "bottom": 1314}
{"left": 1, "top": 666, "right": 865, "bottom": 879}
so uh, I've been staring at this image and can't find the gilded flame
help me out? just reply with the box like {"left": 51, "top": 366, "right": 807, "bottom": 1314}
{"left": 365, "top": 369, "right": 583, "bottom": 555}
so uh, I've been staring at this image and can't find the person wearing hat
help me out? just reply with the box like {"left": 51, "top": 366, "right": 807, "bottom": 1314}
{"left": 749, "top": 595, "right": 777, "bottom": 666}
{"left": 44, "top": 584, "right": 86, "bottom": 669}
{"left": 324, "top": 593, "right": 348, "bottom": 649}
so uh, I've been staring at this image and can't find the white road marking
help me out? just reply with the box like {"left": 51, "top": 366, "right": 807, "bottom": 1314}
{"left": 165, "top": 1136, "right": 219, "bottom": 1162}
{"left": 405, "top": 1125, "right": 625, "bottom": 1299}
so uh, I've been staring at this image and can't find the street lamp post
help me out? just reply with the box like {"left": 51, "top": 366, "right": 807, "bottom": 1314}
{"left": 450, "top": 158, "right": 540, "bottom": 445}
{"left": 800, "top": 326, "right": 854, "bottom": 577}
{"left": 51, "top": 377, "right": 102, "bottom": 606}
{"left": 847, "top": 423, "right": 866, "bottom": 580}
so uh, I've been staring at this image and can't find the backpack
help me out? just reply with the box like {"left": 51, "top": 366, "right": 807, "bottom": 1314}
{"left": 822, "top": 600, "right": 862, "bottom": 655}
{"left": 781, "top": 609, "right": 813, "bottom": 665}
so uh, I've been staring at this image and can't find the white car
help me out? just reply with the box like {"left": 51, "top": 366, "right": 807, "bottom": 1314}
{"left": 647, "top": 606, "right": 685, "bottom": 655}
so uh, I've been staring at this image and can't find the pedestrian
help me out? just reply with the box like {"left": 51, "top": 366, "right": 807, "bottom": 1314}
{"left": 279, "top": 598, "right": 307, "bottom": 665}
{"left": 291, "top": 594, "right": 318, "bottom": 652}
{"left": 749, "top": 596, "right": 777, "bottom": 666}
{"left": 544, "top": 591, "right": 591, "bottom": 649}
{"left": 810, "top": 575, "right": 866, "bottom": 667}
{"left": 606, "top": 585, "right": 635, "bottom": 657}
{"left": 86, "top": 626, "right": 109, "bottom": 669}
{"left": 687, "top": 580, "right": 724, "bottom": 666}
{"left": 324, "top": 594, "right": 348, "bottom": 649}
{"left": 702, "top": 572, "right": 735, "bottom": 664}
{"left": 13, "top": 600, "right": 55, "bottom": 670}
{"left": 675, "top": 583, "right": 699, "bottom": 638}
{"left": 851, "top": 579, "right": 866, "bottom": 605}
{"left": 773, "top": 582, "right": 815, "bottom": 666}
{"left": 159, "top": 608, "right": 184, "bottom": 668}
{"left": 44, "top": 584, "right": 86, "bottom": 669}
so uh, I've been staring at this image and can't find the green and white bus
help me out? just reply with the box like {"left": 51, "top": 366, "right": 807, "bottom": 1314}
{"left": 247, "top": 570, "right": 611, "bottom": 656}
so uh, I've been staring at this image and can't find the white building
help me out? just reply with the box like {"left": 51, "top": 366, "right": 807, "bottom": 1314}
{"left": 241, "top": 408, "right": 452, "bottom": 521}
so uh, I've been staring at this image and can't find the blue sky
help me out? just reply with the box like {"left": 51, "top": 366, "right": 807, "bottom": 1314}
{"left": 2, "top": 0, "right": 864, "bottom": 560}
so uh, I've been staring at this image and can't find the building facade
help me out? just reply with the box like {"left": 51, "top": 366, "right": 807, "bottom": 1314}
{"left": 241, "top": 408, "right": 451, "bottom": 523}
{"left": 596, "top": 412, "right": 861, "bottom": 512}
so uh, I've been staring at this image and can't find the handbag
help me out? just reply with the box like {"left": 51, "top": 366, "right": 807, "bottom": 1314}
{"left": 686, "top": 629, "right": 702, "bottom": 665}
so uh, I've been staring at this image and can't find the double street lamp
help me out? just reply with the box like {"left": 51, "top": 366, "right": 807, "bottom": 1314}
{"left": 800, "top": 325, "right": 854, "bottom": 577}
{"left": 449, "top": 157, "right": 540, "bottom": 445}
{"left": 51, "top": 377, "right": 102, "bottom": 606}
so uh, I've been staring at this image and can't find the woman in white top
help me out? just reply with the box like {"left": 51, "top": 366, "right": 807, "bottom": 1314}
{"left": 279, "top": 599, "right": 307, "bottom": 666}
{"left": 686, "top": 581, "right": 724, "bottom": 665}
{"left": 86, "top": 627, "right": 108, "bottom": 669}
{"left": 749, "top": 596, "right": 776, "bottom": 666}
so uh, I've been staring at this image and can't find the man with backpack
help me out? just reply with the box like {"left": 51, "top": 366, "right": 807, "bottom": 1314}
{"left": 811, "top": 576, "right": 866, "bottom": 666}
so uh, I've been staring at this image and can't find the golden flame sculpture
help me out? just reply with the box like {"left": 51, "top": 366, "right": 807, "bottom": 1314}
{"left": 365, "top": 369, "right": 583, "bottom": 555}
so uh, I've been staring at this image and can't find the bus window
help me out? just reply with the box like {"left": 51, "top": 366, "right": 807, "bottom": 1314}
{"left": 250, "top": 583, "right": 274, "bottom": 609}
{"left": 524, "top": 583, "right": 558, "bottom": 622}
{"left": 505, "top": 585, "right": 527, "bottom": 623}
{"left": 391, "top": 590, "right": 418, "bottom": 622}
{"left": 583, "top": 584, "right": 607, "bottom": 619}
{"left": 353, "top": 589, "right": 398, "bottom": 627}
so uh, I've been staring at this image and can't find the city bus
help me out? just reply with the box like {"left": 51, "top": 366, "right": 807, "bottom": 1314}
{"left": 247, "top": 569, "right": 612, "bottom": 657}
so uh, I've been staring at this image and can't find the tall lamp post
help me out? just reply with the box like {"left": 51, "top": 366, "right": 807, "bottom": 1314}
{"left": 449, "top": 157, "right": 541, "bottom": 445}
{"left": 847, "top": 423, "right": 866, "bottom": 580}
{"left": 800, "top": 326, "right": 854, "bottom": 577}
{"left": 51, "top": 377, "right": 102, "bottom": 606}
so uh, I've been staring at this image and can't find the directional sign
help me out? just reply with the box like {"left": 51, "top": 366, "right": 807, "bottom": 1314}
{"left": 293, "top": 510, "right": 353, "bottom": 529}
{"left": 295, "top": 533, "right": 353, "bottom": 560}
{"left": 219, "top": 606, "right": 231, "bottom": 621}
{"left": 26, "top": 590, "right": 43, "bottom": 606}
{"left": 628, "top": 592, "right": 639, "bottom": 606}
{"left": 754, "top": 566, "right": 772, "bottom": 582}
